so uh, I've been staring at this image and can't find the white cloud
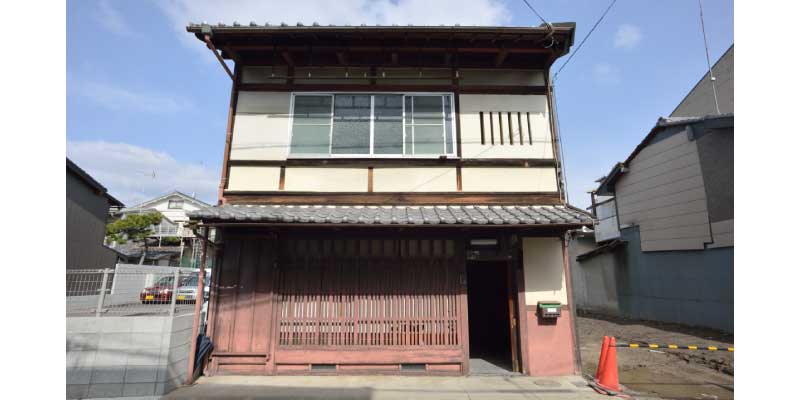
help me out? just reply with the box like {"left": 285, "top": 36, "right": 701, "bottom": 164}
{"left": 69, "top": 80, "right": 191, "bottom": 114}
{"left": 67, "top": 140, "right": 218, "bottom": 206}
{"left": 155, "top": 0, "right": 511, "bottom": 51}
{"left": 94, "top": 0, "right": 137, "bottom": 37}
{"left": 613, "top": 24, "right": 642, "bottom": 49}
{"left": 592, "top": 62, "right": 620, "bottom": 85}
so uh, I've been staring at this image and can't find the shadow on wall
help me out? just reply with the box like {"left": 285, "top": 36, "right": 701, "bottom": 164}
{"left": 162, "top": 385, "right": 373, "bottom": 399}
{"left": 522, "top": 238, "right": 565, "bottom": 300}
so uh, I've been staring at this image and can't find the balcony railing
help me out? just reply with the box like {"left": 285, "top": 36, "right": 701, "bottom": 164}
{"left": 149, "top": 224, "right": 194, "bottom": 238}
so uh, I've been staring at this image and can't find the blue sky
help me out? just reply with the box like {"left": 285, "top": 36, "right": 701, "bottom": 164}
{"left": 66, "top": 0, "right": 733, "bottom": 208}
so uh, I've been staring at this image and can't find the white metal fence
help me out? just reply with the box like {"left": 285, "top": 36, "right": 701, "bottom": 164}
{"left": 66, "top": 264, "right": 208, "bottom": 317}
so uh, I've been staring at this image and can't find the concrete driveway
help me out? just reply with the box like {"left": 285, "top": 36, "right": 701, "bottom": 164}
{"left": 164, "top": 375, "right": 609, "bottom": 400}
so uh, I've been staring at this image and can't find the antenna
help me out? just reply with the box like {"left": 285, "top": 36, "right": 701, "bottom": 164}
{"left": 698, "top": 0, "right": 721, "bottom": 115}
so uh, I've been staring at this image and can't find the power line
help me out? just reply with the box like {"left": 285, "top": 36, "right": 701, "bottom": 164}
{"left": 520, "top": 0, "right": 549, "bottom": 26}
{"left": 697, "top": 0, "right": 721, "bottom": 115}
{"left": 553, "top": 0, "right": 618, "bottom": 82}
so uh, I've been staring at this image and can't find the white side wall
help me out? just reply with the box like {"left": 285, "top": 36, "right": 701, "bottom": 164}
{"left": 615, "top": 130, "right": 712, "bottom": 251}
{"left": 458, "top": 94, "right": 553, "bottom": 159}
{"left": 230, "top": 92, "right": 291, "bottom": 160}
{"left": 523, "top": 237, "right": 568, "bottom": 306}
{"left": 224, "top": 87, "right": 557, "bottom": 195}
{"left": 594, "top": 200, "right": 620, "bottom": 242}
{"left": 461, "top": 167, "right": 557, "bottom": 192}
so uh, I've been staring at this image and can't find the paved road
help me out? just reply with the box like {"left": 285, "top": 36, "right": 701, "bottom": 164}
{"left": 165, "top": 375, "right": 609, "bottom": 400}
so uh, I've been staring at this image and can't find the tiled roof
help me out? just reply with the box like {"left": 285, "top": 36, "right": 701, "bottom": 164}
{"left": 187, "top": 204, "right": 593, "bottom": 226}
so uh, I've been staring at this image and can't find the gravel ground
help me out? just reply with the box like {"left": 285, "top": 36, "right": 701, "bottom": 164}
{"left": 576, "top": 312, "right": 734, "bottom": 400}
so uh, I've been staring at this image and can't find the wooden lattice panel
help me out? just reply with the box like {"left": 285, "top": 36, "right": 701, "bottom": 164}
{"left": 277, "top": 238, "right": 462, "bottom": 348}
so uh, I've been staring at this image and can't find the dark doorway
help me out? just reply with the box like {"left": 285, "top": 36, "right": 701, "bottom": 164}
{"left": 466, "top": 261, "right": 516, "bottom": 374}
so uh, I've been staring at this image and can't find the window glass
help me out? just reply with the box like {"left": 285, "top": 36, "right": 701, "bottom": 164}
{"left": 289, "top": 93, "right": 453, "bottom": 157}
{"left": 290, "top": 95, "right": 332, "bottom": 154}
{"left": 404, "top": 96, "right": 413, "bottom": 155}
{"left": 407, "top": 96, "right": 445, "bottom": 155}
{"left": 411, "top": 96, "right": 443, "bottom": 123}
{"left": 413, "top": 125, "right": 445, "bottom": 154}
{"left": 444, "top": 96, "right": 454, "bottom": 154}
{"left": 373, "top": 95, "right": 404, "bottom": 154}
{"left": 331, "top": 95, "right": 371, "bottom": 154}
{"left": 168, "top": 200, "right": 184, "bottom": 209}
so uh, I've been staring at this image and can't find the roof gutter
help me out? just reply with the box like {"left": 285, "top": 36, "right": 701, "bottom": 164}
{"left": 201, "top": 25, "right": 234, "bottom": 80}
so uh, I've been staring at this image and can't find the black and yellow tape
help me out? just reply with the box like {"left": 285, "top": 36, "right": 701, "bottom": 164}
{"left": 614, "top": 343, "right": 733, "bottom": 352}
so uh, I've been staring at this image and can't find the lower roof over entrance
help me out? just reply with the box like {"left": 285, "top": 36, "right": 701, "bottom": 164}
{"left": 188, "top": 204, "right": 592, "bottom": 226}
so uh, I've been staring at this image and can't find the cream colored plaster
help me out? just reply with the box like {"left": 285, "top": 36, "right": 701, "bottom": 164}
{"left": 373, "top": 168, "right": 457, "bottom": 192}
{"left": 523, "top": 237, "right": 568, "bottom": 306}
{"left": 227, "top": 166, "right": 282, "bottom": 191}
{"left": 284, "top": 168, "right": 368, "bottom": 192}
{"left": 461, "top": 167, "right": 557, "bottom": 192}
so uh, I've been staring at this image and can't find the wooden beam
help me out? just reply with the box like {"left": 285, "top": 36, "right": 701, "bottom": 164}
{"left": 237, "top": 83, "right": 548, "bottom": 95}
{"left": 495, "top": 49, "right": 509, "bottom": 66}
{"left": 231, "top": 44, "right": 552, "bottom": 55}
{"left": 367, "top": 167, "right": 374, "bottom": 192}
{"left": 227, "top": 158, "right": 557, "bottom": 168}
{"left": 217, "top": 65, "right": 240, "bottom": 203}
{"left": 281, "top": 51, "right": 294, "bottom": 66}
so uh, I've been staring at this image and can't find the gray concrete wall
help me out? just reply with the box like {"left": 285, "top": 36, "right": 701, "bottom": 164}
{"left": 569, "top": 236, "right": 621, "bottom": 315}
{"left": 570, "top": 227, "right": 733, "bottom": 332}
{"left": 615, "top": 227, "right": 733, "bottom": 331}
{"left": 66, "top": 314, "right": 193, "bottom": 398}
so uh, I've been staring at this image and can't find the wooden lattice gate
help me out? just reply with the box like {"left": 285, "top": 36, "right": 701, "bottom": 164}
{"left": 207, "top": 234, "right": 469, "bottom": 375}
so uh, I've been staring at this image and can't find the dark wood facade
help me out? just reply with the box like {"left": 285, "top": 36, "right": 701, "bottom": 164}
{"left": 205, "top": 228, "right": 551, "bottom": 375}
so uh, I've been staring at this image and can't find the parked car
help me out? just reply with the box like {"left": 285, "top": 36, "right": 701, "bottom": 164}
{"left": 140, "top": 274, "right": 194, "bottom": 304}
{"left": 140, "top": 272, "right": 209, "bottom": 304}
{"left": 175, "top": 274, "right": 202, "bottom": 304}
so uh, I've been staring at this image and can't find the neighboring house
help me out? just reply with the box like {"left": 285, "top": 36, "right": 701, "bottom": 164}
{"left": 185, "top": 23, "right": 594, "bottom": 377}
{"left": 572, "top": 46, "right": 734, "bottom": 332}
{"left": 112, "top": 191, "right": 211, "bottom": 267}
{"left": 66, "top": 158, "right": 124, "bottom": 269}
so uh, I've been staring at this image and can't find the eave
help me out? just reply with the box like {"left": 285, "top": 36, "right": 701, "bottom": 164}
{"left": 186, "top": 23, "right": 576, "bottom": 70}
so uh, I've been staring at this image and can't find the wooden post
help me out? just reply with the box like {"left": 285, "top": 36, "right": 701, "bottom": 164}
{"left": 562, "top": 233, "right": 582, "bottom": 375}
{"left": 95, "top": 268, "right": 110, "bottom": 317}
{"left": 186, "top": 228, "right": 209, "bottom": 384}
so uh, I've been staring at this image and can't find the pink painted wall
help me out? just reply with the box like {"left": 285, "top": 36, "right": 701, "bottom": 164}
{"left": 525, "top": 307, "right": 577, "bottom": 376}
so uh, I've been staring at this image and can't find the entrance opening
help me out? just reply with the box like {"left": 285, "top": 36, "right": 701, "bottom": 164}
{"left": 466, "top": 261, "right": 516, "bottom": 375}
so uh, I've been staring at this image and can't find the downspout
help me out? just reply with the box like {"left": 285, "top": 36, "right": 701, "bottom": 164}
{"left": 201, "top": 25, "right": 238, "bottom": 205}
{"left": 201, "top": 25, "right": 234, "bottom": 80}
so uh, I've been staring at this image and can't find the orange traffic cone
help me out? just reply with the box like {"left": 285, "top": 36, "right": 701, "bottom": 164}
{"left": 597, "top": 336, "right": 620, "bottom": 392}
{"left": 596, "top": 336, "right": 609, "bottom": 380}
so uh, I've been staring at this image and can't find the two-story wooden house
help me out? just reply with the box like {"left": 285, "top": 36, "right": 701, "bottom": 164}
{"left": 186, "top": 23, "right": 591, "bottom": 377}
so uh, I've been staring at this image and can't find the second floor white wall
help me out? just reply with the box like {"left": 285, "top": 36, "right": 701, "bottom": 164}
{"left": 225, "top": 67, "right": 558, "bottom": 195}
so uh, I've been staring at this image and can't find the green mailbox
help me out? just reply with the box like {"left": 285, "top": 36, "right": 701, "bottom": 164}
{"left": 538, "top": 301, "right": 562, "bottom": 319}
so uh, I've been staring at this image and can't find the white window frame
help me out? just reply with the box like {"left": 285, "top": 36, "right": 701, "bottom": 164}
{"left": 288, "top": 92, "right": 458, "bottom": 158}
